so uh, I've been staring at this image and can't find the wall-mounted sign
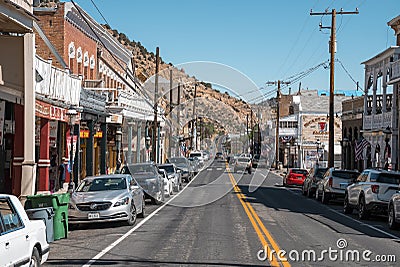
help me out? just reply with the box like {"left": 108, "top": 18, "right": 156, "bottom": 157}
{"left": 94, "top": 131, "right": 103, "bottom": 138}
{"left": 80, "top": 129, "right": 89, "bottom": 139}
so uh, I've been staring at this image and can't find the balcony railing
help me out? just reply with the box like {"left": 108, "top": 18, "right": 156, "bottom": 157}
{"left": 366, "top": 94, "right": 392, "bottom": 115}
{"left": 10, "top": 0, "right": 32, "bottom": 13}
{"left": 35, "top": 56, "right": 81, "bottom": 106}
{"left": 363, "top": 111, "right": 392, "bottom": 130}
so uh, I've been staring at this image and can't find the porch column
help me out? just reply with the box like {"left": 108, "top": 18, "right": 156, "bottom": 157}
{"left": 382, "top": 69, "right": 387, "bottom": 112}
{"left": 12, "top": 104, "right": 24, "bottom": 196}
{"left": 127, "top": 123, "right": 132, "bottom": 164}
{"left": 86, "top": 120, "right": 94, "bottom": 176}
{"left": 364, "top": 72, "right": 369, "bottom": 119}
{"left": 73, "top": 124, "right": 80, "bottom": 184}
{"left": 372, "top": 69, "right": 377, "bottom": 115}
{"left": 100, "top": 123, "right": 107, "bottom": 174}
{"left": 37, "top": 118, "right": 50, "bottom": 191}
{"left": 393, "top": 83, "right": 399, "bottom": 170}
{"left": 21, "top": 33, "right": 36, "bottom": 196}
{"left": 136, "top": 121, "right": 142, "bottom": 163}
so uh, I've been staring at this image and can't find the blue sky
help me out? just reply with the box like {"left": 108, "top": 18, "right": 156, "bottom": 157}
{"left": 72, "top": 0, "right": 399, "bottom": 102}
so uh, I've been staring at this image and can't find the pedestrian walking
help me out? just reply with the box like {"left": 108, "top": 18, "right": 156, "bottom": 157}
{"left": 49, "top": 154, "right": 58, "bottom": 192}
{"left": 58, "top": 162, "right": 65, "bottom": 190}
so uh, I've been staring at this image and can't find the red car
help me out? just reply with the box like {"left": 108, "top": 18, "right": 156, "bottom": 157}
{"left": 283, "top": 168, "right": 309, "bottom": 186}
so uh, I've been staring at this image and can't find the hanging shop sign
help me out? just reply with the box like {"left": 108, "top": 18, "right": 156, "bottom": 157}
{"left": 80, "top": 129, "right": 90, "bottom": 139}
{"left": 94, "top": 131, "right": 103, "bottom": 138}
{"left": 35, "top": 100, "right": 73, "bottom": 122}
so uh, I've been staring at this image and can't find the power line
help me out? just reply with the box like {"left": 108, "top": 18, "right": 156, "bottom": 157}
{"left": 250, "top": 60, "right": 329, "bottom": 103}
{"left": 90, "top": 0, "right": 111, "bottom": 26}
{"left": 337, "top": 58, "right": 362, "bottom": 91}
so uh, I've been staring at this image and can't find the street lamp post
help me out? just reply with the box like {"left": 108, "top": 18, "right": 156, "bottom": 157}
{"left": 286, "top": 142, "right": 290, "bottom": 173}
{"left": 66, "top": 107, "right": 78, "bottom": 192}
{"left": 383, "top": 126, "right": 392, "bottom": 170}
{"left": 342, "top": 138, "right": 349, "bottom": 169}
{"left": 316, "top": 138, "right": 321, "bottom": 167}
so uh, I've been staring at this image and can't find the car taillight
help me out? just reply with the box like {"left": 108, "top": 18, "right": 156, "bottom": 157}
{"left": 328, "top": 177, "right": 333, "bottom": 187}
{"left": 371, "top": 185, "right": 379, "bottom": 194}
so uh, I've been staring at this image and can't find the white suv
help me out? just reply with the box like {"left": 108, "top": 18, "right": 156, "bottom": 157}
{"left": 344, "top": 169, "right": 400, "bottom": 219}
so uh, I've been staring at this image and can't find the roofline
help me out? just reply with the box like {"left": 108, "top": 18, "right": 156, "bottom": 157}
{"left": 361, "top": 46, "right": 400, "bottom": 65}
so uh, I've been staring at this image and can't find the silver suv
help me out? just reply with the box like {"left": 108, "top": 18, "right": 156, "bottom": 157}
{"left": 344, "top": 169, "right": 400, "bottom": 219}
{"left": 315, "top": 168, "right": 359, "bottom": 204}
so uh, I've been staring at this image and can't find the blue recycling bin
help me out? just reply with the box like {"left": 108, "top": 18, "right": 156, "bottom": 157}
{"left": 25, "top": 207, "right": 55, "bottom": 243}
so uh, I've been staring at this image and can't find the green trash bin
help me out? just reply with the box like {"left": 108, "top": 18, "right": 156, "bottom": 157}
{"left": 25, "top": 193, "right": 69, "bottom": 240}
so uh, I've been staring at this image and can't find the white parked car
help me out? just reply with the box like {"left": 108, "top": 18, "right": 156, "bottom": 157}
{"left": 158, "top": 163, "right": 182, "bottom": 192}
{"left": 0, "top": 194, "right": 50, "bottom": 266}
{"left": 388, "top": 191, "right": 400, "bottom": 229}
{"left": 159, "top": 169, "right": 173, "bottom": 197}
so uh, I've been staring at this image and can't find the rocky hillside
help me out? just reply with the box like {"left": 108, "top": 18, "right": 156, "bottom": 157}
{"left": 105, "top": 25, "right": 254, "bottom": 133}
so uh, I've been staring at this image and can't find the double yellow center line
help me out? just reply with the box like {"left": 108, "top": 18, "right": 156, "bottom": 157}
{"left": 226, "top": 163, "right": 290, "bottom": 267}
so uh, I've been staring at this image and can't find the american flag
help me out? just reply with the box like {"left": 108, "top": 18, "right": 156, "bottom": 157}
{"left": 355, "top": 138, "right": 369, "bottom": 161}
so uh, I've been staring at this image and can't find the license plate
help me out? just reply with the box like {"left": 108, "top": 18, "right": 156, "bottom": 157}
{"left": 340, "top": 183, "right": 348, "bottom": 189}
{"left": 88, "top": 213, "right": 100, "bottom": 219}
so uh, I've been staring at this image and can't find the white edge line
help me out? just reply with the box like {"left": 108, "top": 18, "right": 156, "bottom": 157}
{"left": 280, "top": 182, "right": 400, "bottom": 241}
{"left": 82, "top": 171, "right": 200, "bottom": 267}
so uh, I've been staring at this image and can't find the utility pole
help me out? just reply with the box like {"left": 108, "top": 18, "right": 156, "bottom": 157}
{"left": 191, "top": 83, "right": 197, "bottom": 150}
{"left": 168, "top": 69, "right": 173, "bottom": 159}
{"left": 250, "top": 109, "right": 254, "bottom": 156}
{"left": 176, "top": 82, "right": 181, "bottom": 156}
{"left": 152, "top": 47, "right": 159, "bottom": 163}
{"left": 267, "top": 80, "right": 290, "bottom": 169}
{"left": 311, "top": 8, "right": 358, "bottom": 168}
{"left": 246, "top": 113, "right": 249, "bottom": 153}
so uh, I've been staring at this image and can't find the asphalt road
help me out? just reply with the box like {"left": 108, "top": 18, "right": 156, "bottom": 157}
{"left": 44, "top": 161, "right": 400, "bottom": 267}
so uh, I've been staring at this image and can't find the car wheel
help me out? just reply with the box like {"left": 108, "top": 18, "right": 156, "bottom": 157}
{"left": 30, "top": 247, "right": 41, "bottom": 267}
{"left": 302, "top": 184, "right": 307, "bottom": 195}
{"left": 315, "top": 189, "right": 320, "bottom": 200}
{"left": 127, "top": 204, "right": 137, "bottom": 226}
{"left": 152, "top": 192, "right": 162, "bottom": 205}
{"left": 388, "top": 204, "right": 399, "bottom": 229}
{"left": 358, "top": 196, "right": 369, "bottom": 220}
{"left": 321, "top": 190, "right": 329, "bottom": 204}
{"left": 343, "top": 193, "right": 353, "bottom": 214}
{"left": 138, "top": 197, "right": 146, "bottom": 218}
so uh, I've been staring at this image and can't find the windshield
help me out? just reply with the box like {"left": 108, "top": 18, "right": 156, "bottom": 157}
{"left": 169, "top": 158, "right": 187, "bottom": 164}
{"left": 332, "top": 171, "right": 359, "bottom": 179}
{"left": 128, "top": 165, "right": 156, "bottom": 175}
{"left": 237, "top": 158, "right": 250, "bottom": 162}
{"left": 292, "top": 169, "right": 308, "bottom": 175}
{"left": 370, "top": 173, "right": 400, "bottom": 184}
{"left": 190, "top": 153, "right": 202, "bottom": 158}
{"left": 76, "top": 178, "right": 126, "bottom": 192}
{"left": 159, "top": 165, "right": 174, "bottom": 174}
{"left": 315, "top": 168, "right": 328, "bottom": 178}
